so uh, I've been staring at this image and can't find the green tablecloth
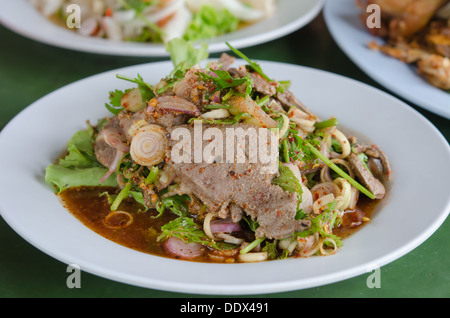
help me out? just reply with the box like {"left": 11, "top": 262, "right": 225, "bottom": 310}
{"left": 0, "top": 12, "right": 449, "bottom": 298}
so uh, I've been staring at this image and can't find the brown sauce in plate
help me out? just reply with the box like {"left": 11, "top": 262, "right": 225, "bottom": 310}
{"left": 58, "top": 186, "right": 177, "bottom": 257}
{"left": 58, "top": 186, "right": 381, "bottom": 262}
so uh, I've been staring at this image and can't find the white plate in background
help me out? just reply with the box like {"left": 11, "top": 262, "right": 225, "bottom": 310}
{"left": 0, "top": 60, "right": 449, "bottom": 295}
{"left": 0, "top": 0, "right": 324, "bottom": 56}
{"left": 323, "top": 0, "right": 450, "bottom": 119}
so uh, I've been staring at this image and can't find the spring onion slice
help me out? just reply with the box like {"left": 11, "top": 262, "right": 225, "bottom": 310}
{"left": 305, "top": 142, "right": 375, "bottom": 199}
{"left": 314, "top": 118, "right": 339, "bottom": 130}
{"left": 240, "top": 237, "right": 265, "bottom": 254}
{"left": 145, "top": 166, "right": 159, "bottom": 184}
{"left": 111, "top": 182, "right": 132, "bottom": 211}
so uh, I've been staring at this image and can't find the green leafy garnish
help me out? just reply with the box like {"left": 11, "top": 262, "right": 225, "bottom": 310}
{"left": 295, "top": 201, "right": 343, "bottom": 247}
{"left": 45, "top": 165, "right": 117, "bottom": 193}
{"left": 314, "top": 117, "right": 339, "bottom": 130}
{"left": 105, "top": 89, "right": 127, "bottom": 115}
{"left": 120, "top": 0, "right": 153, "bottom": 13}
{"left": 240, "top": 237, "right": 265, "bottom": 254}
{"left": 242, "top": 215, "right": 259, "bottom": 232}
{"left": 155, "top": 194, "right": 191, "bottom": 218}
{"left": 116, "top": 73, "right": 155, "bottom": 103}
{"left": 45, "top": 124, "right": 118, "bottom": 193}
{"left": 357, "top": 152, "right": 372, "bottom": 174}
{"left": 184, "top": 5, "right": 239, "bottom": 42}
{"left": 119, "top": 0, "right": 163, "bottom": 40}
{"left": 272, "top": 162, "right": 304, "bottom": 218}
{"left": 188, "top": 111, "right": 252, "bottom": 125}
{"left": 272, "top": 163, "right": 303, "bottom": 197}
{"left": 295, "top": 209, "right": 308, "bottom": 220}
{"left": 196, "top": 69, "right": 248, "bottom": 91}
{"left": 305, "top": 141, "right": 376, "bottom": 199}
{"left": 261, "top": 240, "right": 280, "bottom": 259}
{"left": 226, "top": 42, "right": 272, "bottom": 82}
{"left": 157, "top": 216, "right": 235, "bottom": 250}
{"left": 57, "top": 126, "right": 99, "bottom": 168}
{"left": 110, "top": 182, "right": 132, "bottom": 211}
{"left": 166, "top": 38, "right": 209, "bottom": 73}
{"left": 105, "top": 74, "right": 154, "bottom": 115}
{"left": 100, "top": 190, "right": 148, "bottom": 211}
{"left": 145, "top": 166, "right": 159, "bottom": 184}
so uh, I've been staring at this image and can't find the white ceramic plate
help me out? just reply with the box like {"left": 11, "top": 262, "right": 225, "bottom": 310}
{"left": 0, "top": 0, "right": 324, "bottom": 56}
{"left": 0, "top": 60, "right": 449, "bottom": 295}
{"left": 323, "top": 0, "right": 450, "bottom": 120}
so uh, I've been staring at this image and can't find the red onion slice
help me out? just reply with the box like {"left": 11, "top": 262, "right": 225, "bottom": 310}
{"left": 99, "top": 150, "right": 123, "bottom": 184}
{"left": 101, "top": 128, "right": 130, "bottom": 153}
{"left": 210, "top": 219, "right": 241, "bottom": 234}
{"left": 78, "top": 17, "right": 99, "bottom": 37}
{"left": 164, "top": 237, "right": 205, "bottom": 260}
{"left": 148, "top": 96, "right": 201, "bottom": 117}
{"left": 211, "top": 91, "right": 221, "bottom": 104}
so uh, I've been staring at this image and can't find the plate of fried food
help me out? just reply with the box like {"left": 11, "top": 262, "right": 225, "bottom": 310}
{"left": 324, "top": 0, "right": 450, "bottom": 119}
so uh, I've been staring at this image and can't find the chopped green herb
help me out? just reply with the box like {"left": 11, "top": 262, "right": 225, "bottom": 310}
{"left": 155, "top": 194, "right": 191, "bottom": 218}
{"left": 145, "top": 166, "right": 159, "bottom": 184}
{"left": 314, "top": 117, "right": 339, "bottom": 130}
{"left": 111, "top": 182, "right": 132, "bottom": 211}
{"left": 226, "top": 42, "right": 272, "bottom": 82}
{"left": 157, "top": 216, "right": 236, "bottom": 250}
{"left": 305, "top": 141, "right": 375, "bottom": 199}
{"left": 240, "top": 237, "right": 265, "bottom": 254}
{"left": 242, "top": 215, "right": 259, "bottom": 232}
{"left": 295, "top": 200, "right": 343, "bottom": 247}
{"left": 116, "top": 73, "right": 155, "bottom": 102}
{"left": 196, "top": 69, "right": 248, "bottom": 91}
{"left": 272, "top": 162, "right": 302, "bottom": 198}
{"left": 105, "top": 89, "right": 127, "bottom": 115}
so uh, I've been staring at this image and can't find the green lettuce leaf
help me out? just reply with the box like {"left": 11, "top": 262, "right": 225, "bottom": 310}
{"left": 45, "top": 164, "right": 117, "bottom": 193}
{"left": 165, "top": 38, "right": 209, "bottom": 73}
{"left": 57, "top": 126, "right": 99, "bottom": 168}
{"left": 183, "top": 5, "right": 239, "bottom": 42}
{"left": 45, "top": 124, "right": 117, "bottom": 193}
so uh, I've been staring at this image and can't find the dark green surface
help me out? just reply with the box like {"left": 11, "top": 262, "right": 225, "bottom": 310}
{"left": 0, "top": 12, "right": 449, "bottom": 298}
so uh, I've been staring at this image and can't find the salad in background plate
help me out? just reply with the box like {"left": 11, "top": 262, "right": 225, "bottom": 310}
{"left": 30, "top": 0, "right": 276, "bottom": 43}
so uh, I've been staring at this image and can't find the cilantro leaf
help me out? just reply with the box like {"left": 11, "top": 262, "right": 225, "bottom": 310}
{"left": 157, "top": 216, "right": 236, "bottom": 250}
{"left": 295, "top": 201, "right": 343, "bottom": 247}
{"left": 116, "top": 73, "right": 155, "bottom": 102}
{"left": 105, "top": 89, "right": 127, "bottom": 115}
{"left": 196, "top": 69, "right": 248, "bottom": 91}
{"left": 226, "top": 42, "right": 272, "bottom": 82}
{"left": 272, "top": 162, "right": 303, "bottom": 197}
{"left": 155, "top": 194, "right": 191, "bottom": 218}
